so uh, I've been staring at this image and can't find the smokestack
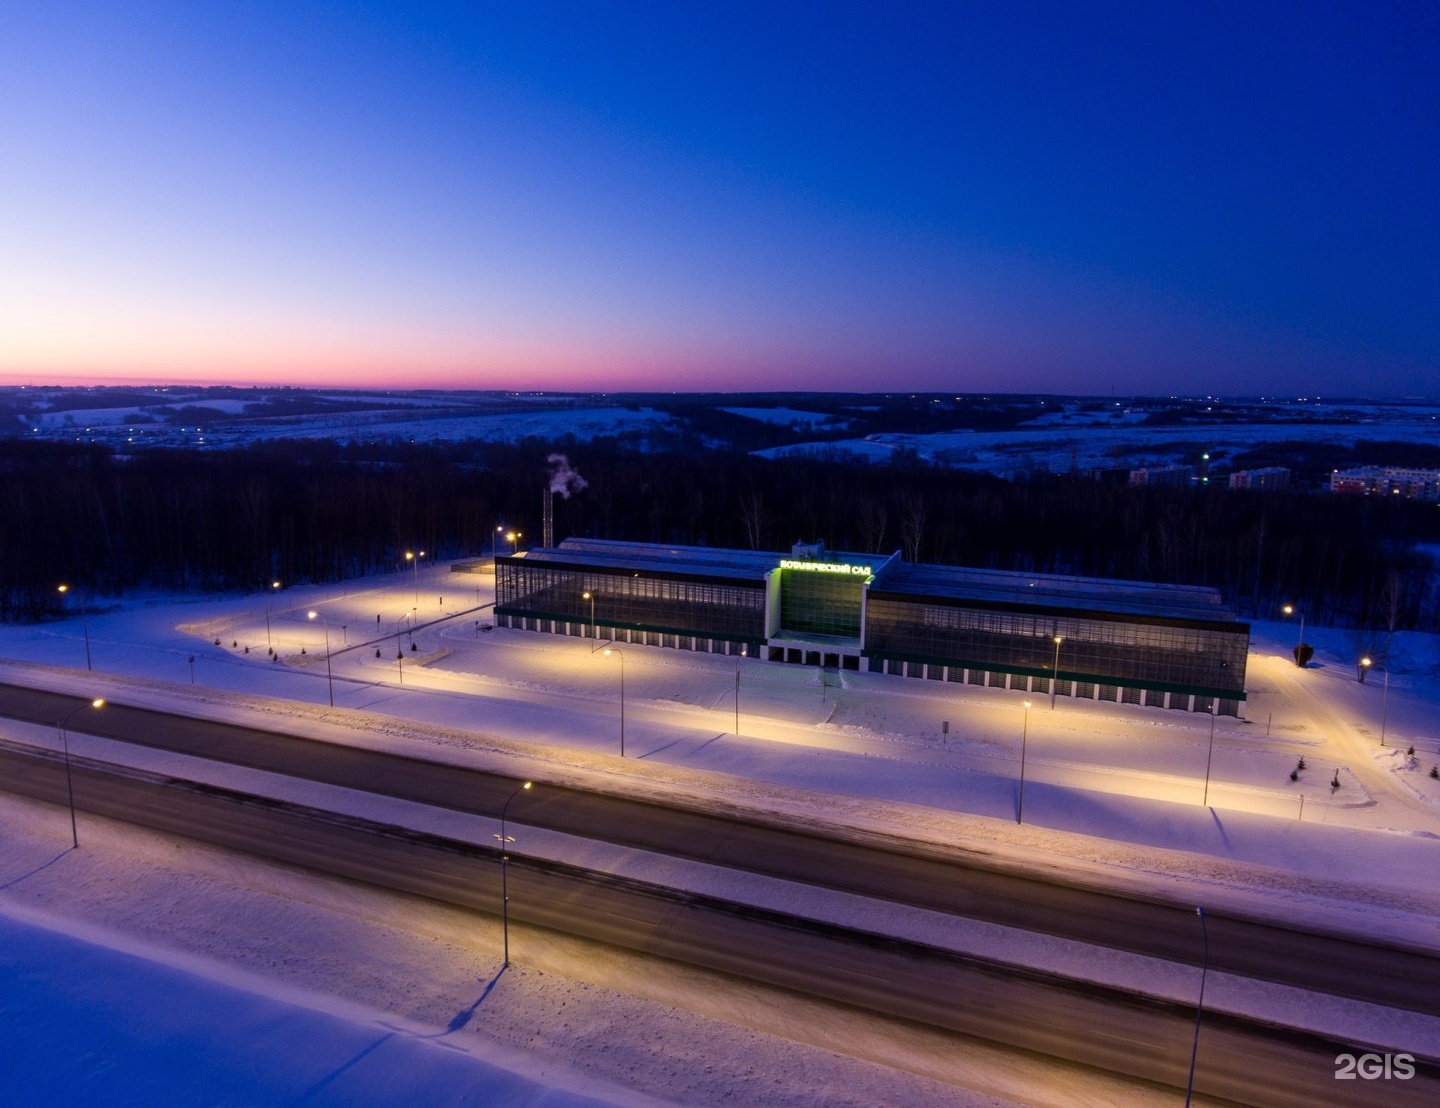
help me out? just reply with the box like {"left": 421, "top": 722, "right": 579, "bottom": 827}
{"left": 544, "top": 454, "right": 586, "bottom": 549}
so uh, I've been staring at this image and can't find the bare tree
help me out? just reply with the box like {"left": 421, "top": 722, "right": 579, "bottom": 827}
{"left": 857, "top": 496, "right": 889, "bottom": 554}
{"left": 900, "top": 492, "right": 926, "bottom": 562}
{"left": 738, "top": 491, "right": 767, "bottom": 550}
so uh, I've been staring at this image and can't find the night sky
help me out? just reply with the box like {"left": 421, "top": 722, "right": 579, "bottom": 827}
{"left": 3, "top": 2, "right": 1436, "bottom": 396}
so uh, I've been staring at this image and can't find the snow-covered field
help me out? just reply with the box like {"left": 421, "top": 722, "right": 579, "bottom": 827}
{"left": 3, "top": 560, "right": 1438, "bottom": 1104}
{"left": 760, "top": 402, "right": 1440, "bottom": 477}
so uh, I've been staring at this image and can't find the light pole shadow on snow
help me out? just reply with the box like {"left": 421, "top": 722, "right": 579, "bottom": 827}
{"left": 0, "top": 848, "right": 72, "bottom": 891}
{"left": 443, "top": 966, "right": 507, "bottom": 1034}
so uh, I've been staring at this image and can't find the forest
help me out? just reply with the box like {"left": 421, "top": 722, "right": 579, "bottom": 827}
{"left": 3, "top": 438, "right": 1437, "bottom": 636}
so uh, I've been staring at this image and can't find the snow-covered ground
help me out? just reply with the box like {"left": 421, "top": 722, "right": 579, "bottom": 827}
{"left": 760, "top": 403, "right": 1440, "bottom": 477}
{"left": 3, "top": 561, "right": 1438, "bottom": 1104}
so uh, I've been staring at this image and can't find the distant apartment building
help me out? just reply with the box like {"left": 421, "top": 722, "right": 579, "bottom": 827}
{"left": 1330, "top": 467, "right": 1440, "bottom": 502}
{"left": 1128, "top": 465, "right": 1195, "bottom": 487}
{"left": 1228, "top": 467, "right": 1291, "bottom": 491}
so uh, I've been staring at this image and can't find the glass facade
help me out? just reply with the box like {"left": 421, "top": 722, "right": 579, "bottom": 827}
{"left": 863, "top": 593, "right": 1247, "bottom": 700}
{"left": 493, "top": 541, "right": 1250, "bottom": 714}
{"left": 779, "top": 570, "right": 863, "bottom": 638}
{"left": 497, "top": 560, "right": 765, "bottom": 642}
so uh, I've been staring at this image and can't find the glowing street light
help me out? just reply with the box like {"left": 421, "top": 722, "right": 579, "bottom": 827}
{"left": 1202, "top": 703, "right": 1218, "bottom": 807}
{"left": 307, "top": 610, "right": 334, "bottom": 707}
{"left": 1282, "top": 604, "right": 1306, "bottom": 664}
{"left": 734, "top": 646, "right": 747, "bottom": 736}
{"left": 603, "top": 647, "right": 626, "bottom": 757}
{"left": 582, "top": 590, "right": 596, "bottom": 644}
{"left": 405, "top": 550, "right": 425, "bottom": 607}
{"left": 505, "top": 531, "right": 522, "bottom": 556}
{"left": 495, "top": 780, "right": 533, "bottom": 968}
{"left": 1360, "top": 656, "right": 1390, "bottom": 746}
{"left": 1049, "top": 635, "right": 1063, "bottom": 709}
{"left": 264, "top": 580, "right": 281, "bottom": 651}
{"left": 1017, "top": 699, "right": 1032, "bottom": 824}
{"left": 56, "top": 699, "right": 104, "bottom": 848}
{"left": 56, "top": 584, "right": 92, "bottom": 671}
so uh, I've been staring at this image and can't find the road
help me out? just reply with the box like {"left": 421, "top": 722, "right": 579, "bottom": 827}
{"left": 2, "top": 737, "right": 1433, "bottom": 1108}
{"left": 2, "top": 681, "right": 1438, "bottom": 1019}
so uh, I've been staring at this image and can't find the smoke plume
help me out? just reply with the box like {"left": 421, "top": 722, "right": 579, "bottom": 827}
{"left": 547, "top": 454, "right": 588, "bottom": 499}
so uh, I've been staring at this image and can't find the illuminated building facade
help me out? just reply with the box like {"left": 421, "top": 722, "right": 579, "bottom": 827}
{"left": 1330, "top": 467, "right": 1440, "bottom": 501}
{"left": 495, "top": 538, "right": 1249, "bottom": 715}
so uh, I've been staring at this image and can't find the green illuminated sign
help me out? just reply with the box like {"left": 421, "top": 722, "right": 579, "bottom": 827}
{"left": 779, "top": 559, "right": 872, "bottom": 577}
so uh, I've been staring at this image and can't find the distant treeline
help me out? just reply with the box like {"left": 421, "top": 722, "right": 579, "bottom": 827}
{"left": 4, "top": 439, "right": 1437, "bottom": 636}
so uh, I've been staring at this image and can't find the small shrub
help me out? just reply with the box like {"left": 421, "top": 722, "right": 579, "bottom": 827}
{"left": 1289, "top": 769, "right": 1299, "bottom": 782}
{"left": 1408, "top": 744, "right": 1416, "bottom": 756}
{"left": 1431, "top": 766, "right": 1439, "bottom": 780}
{"left": 1331, "top": 771, "right": 1341, "bottom": 790}
{"left": 1297, "top": 757, "right": 1307, "bottom": 772}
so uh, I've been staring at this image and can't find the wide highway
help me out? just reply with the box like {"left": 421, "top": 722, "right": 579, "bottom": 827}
{"left": 2, "top": 682, "right": 1437, "bottom": 1017}
{"left": 2, "top": 737, "right": 1433, "bottom": 1107}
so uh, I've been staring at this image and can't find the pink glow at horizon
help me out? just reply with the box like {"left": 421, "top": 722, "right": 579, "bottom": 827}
{"left": 2, "top": 4, "right": 1432, "bottom": 398}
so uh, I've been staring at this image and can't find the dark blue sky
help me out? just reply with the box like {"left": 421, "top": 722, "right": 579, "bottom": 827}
{"left": 3, "top": 1, "right": 1436, "bottom": 395}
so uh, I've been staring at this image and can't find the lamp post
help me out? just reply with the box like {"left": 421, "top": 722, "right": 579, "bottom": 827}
{"left": 307, "top": 610, "right": 334, "bottom": 707}
{"left": 1017, "top": 699, "right": 1032, "bottom": 824}
{"left": 405, "top": 550, "right": 425, "bottom": 607}
{"left": 495, "top": 780, "right": 533, "bottom": 968}
{"left": 57, "top": 699, "right": 104, "bottom": 848}
{"left": 1202, "top": 704, "right": 1217, "bottom": 807}
{"left": 603, "top": 647, "right": 626, "bottom": 757}
{"left": 1049, "top": 635, "right": 1063, "bottom": 709}
{"left": 506, "top": 531, "right": 522, "bottom": 556}
{"left": 583, "top": 590, "right": 596, "bottom": 643}
{"left": 1282, "top": 604, "right": 1305, "bottom": 659}
{"left": 56, "top": 584, "right": 92, "bottom": 671}
{"left": 1361, "top": 657, "right": 1390, "bottom": 746}
{"left": 264, "top": 580, "right": 281, "bottom": 650}
{"left": 734, "top": 647, "right": 746, "bottom": 736}
{"left": 1184, "top": 906, "right": 1210, "bottom": 1107}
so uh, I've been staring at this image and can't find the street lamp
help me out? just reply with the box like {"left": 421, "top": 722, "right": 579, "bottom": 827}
{"left": 56, "top": 584, "right": 92, "bottom": 671}
{"left": 506, "top": 531, "right": 522, "bottom": 556}
{"left": 57, "top": 699, "right": 104, "bottom": 848}
{"left": 603, "top": 647, "right": 626, "bottom": 757}
{"left": 1361, "top": 657, "right": 1390, "bottom": 747}
{"left": 734, "top": 647, "right": 747, "bottom": 736}
{"left": 1017, "top": 699, "right": 1032, "bottom": 824}
{"left": 583, "top": 590, "right": 596, "bottom": 644}
{"left": 1184, "top": 906, "right": 1210, "bottom": 1107}
{"left": 1049, "top": 635, "right": 1063, "bottom": 709}
{"left": 307, "top": 610, "right": 334, "bottom": 707}
{"left": 405, "top": 550, "right": 425, "bottom": 607}
{"left": 1282, "top": 604, "right": 1306, "bottom": 661}
{"left": 264, "top": 580, "right": 281, "bottom": 651}
{"left": 495, "top": 780, "right": 533, "bottom": 968}
{"left": 1202, "top": 704, "right": 1218, "bottom": 807}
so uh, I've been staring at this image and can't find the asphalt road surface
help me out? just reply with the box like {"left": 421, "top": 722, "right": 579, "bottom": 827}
{"left": 3, "top": 681, "right": 1438, "bottom": 1018}
{"left": 3, "top": 738, "right": 1434, "bottom": 1107}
